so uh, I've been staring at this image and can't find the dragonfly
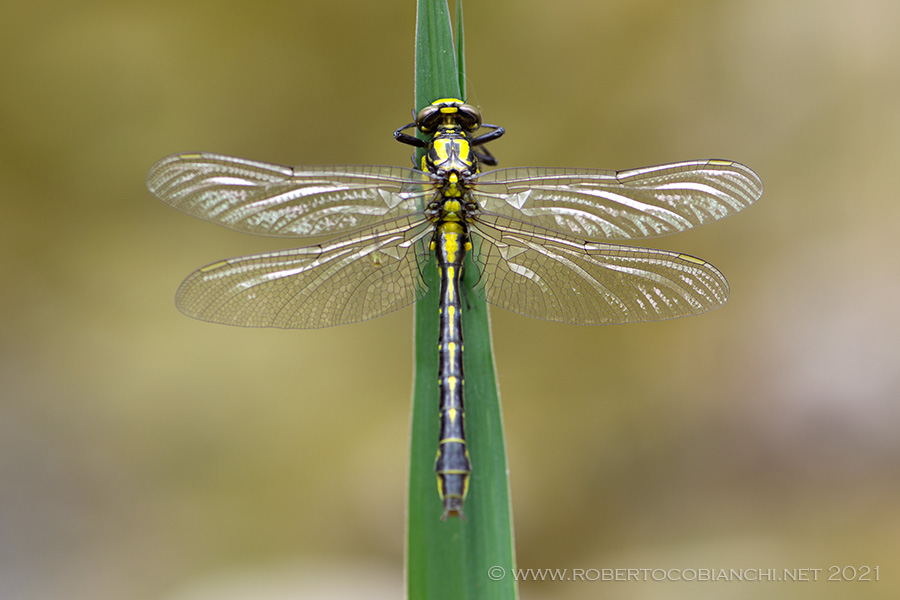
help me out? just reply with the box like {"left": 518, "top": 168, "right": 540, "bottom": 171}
{"left": 147, "top": 98, "right": 762, "bottom": 519}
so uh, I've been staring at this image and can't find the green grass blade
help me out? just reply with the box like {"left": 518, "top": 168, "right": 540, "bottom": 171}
{"left": 414, "top": 0, "right": 460, "bottom": 113}
{"left": 407, "top": 2, "right": 517, "bottom": 599}
{"left": 456, "top": 0, "right": 466, "bottom": 99}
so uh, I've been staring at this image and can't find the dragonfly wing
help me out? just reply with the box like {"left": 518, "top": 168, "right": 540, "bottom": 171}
{"left": 175, "top": 215, "right": 433, "bottom": 328}
{"left": 147, "top": 152, "right": 433, "bottom": 237}
{"left": 469, "top": 215, "right": 729, "bottom": 325}
{"left": 473, "top": 159, "right": 762, "bottom": 239}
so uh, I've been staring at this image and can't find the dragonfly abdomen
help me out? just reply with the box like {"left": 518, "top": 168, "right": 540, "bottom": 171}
{"left": 433, "top": 219, "right": 472, "bottom": 520}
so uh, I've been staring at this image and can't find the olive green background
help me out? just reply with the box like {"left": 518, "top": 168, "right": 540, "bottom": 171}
{"left": 2, "top": 1, "right": 898, "bottom": 598}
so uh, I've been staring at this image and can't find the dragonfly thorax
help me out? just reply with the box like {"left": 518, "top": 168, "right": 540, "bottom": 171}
{"left": 424, "top": 128, "right": 479, "bottom": 197}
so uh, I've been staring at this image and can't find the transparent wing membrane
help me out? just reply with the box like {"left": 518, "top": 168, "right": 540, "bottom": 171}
{"left": 152, "top": 153, "right": 759, "bottom": 329}
{"left": 175, "top": 215, "right": 433, "bottom": 328}
{"left": 474, "top": 159, "right": 762, "bottom": 240}
{"left": 469, "top": 215, "right": 729, "bottom": 325}
{"left": 147, "top": 152, "right": 431, "bottom": 237}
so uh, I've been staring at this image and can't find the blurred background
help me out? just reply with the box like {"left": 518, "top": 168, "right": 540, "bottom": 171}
{"left": 2, "top": 0, "right": 898, "bottom": 598}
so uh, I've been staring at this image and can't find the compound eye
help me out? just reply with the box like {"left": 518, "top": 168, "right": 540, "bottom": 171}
{"left": 416, "top": 105, "right": 441, "bottom": 133}
{"left": 457, "top": 104, "right": 482, "bottom": 131}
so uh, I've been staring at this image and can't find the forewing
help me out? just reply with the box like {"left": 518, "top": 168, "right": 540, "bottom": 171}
{"left": 175, "top": 215, "right": 433, "bottom": 328}
{"left": 473, "top": 159, "right": 762, "bottom": 239}
{"left": 469, "top": 214, "right": 729, "bottom": 325}
{"left": 147, "top": 152, "right": 432, "bottom": 237}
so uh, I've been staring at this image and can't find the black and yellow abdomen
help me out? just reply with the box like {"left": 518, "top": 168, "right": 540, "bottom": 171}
{"left": 433, "top": 218, "right": 471, "bottom": 519}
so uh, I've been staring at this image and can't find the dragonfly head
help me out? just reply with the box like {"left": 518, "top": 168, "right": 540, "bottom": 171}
{"left": 416, "top": 98, "right": 483, "bottom": 135}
